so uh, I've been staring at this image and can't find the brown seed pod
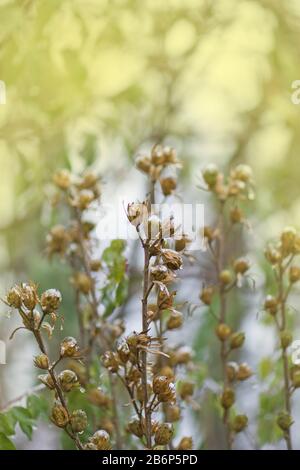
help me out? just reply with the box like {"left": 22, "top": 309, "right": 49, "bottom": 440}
{"left": 221, "top": 388, "right": 235, "bottom": 409}
{"left": 154, "top": 423, "right": 174, "bottom": 446}
{"left": 215, "top": 323, "right": 231, "bottom": 341}
{"left": 232, "top": 414, "right": 248, "bottom": 433}
{"left": 177, "top": 436, "right": 193, "bottom": 450}
{"left": 60, "top": 337, "right": 79, "bottom": 358}
{"left": 58, "top": 370, "right": 79, "bottom": 392}
{"left": 230, "top": 332, "right": 245, "bottom": 349}
{"left": 70, "top": 409, "right": 88, "bottom": 433}
{"left": 33, "top": 354, "right": 49, "bottom": 370}
{"left": 51, "top": 401, "right": 69, "bottom": 428}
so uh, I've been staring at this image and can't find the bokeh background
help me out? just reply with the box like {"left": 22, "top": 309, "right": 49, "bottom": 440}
{"left": 1, "top": 0, "right": 300, "bottom": 449}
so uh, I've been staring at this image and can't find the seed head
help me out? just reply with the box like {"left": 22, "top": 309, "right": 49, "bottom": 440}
{"left": 200, "top": 286, "right": 214, "bottom": 305}
{"left": 60, "top": 337, "right": 79, "bottom": 358}
{"left": 33, "top": 354, "right": 49, "bottom": 370}
{"left": 58, "top": 370, "right": 79, "bottom": 392}
{"left": 53, "top": 169, "right": 71, "bottom": 189}
{"left": 161, "top": 249, "right": 183, "bottom": 270}
{"left": 51, "top": 401, "right": 69, "bottom": 428}
{"left": 221, "top": 388, "right": 235, "bottom": 409}
{"left": 40, "top": 289, "right": 62, "bottom": 313}
{"left": 167, "top": 310, "right": 183, "bottom": 330}
{"left": 177, "top": 437, "right": 193, "bottom": 450}
{"left": 70, "top": 409, "right": 88, "bottom": 433}
{"left": 230, "top": 332, "right": 245, "bottom": 349}
{"left": 236, "top": 363, "right": 252, "bottom": 381}
{"left": 280, "top": 331, "right": 293, "bottom": 350}
{"left": 215, "top": 323, "right": 232, "bottom": 341}
{"left": 232, "top": 414, "right": 248, "bottom": 433}
{"left": 154, "top": 423, "right": 174, "bottom": 446}
{"left": 6, "top": 286, "right": 22, "bottom": 308}
{"left": 277, "top": 412, "right": 293, "bottom": 431}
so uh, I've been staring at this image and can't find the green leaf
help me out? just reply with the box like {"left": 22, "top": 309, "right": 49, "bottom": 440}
{"left": 0, "top": 413, "right": 15, "bottom": 436}
{"left": 19, "top": 421, "right": 33, "bottom": 440}
{"left": 0, "top": 432, "right": 16, "bottom": 450}
{"left": 27, "top": 394, "right": 48, "bottom": 419}
{"left": 10, "top": 407, "right": 34, "bottom": 440}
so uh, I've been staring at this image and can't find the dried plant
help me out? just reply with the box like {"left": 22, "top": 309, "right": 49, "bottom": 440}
{"left": 199, "top": 163, "right": 255, "bottom": 449}
{"left": 263, "top": 227, "right": 300, "bottom": 450}
{"left": 102, "top": 145, "right": 193, "bottom": 449}
{"left": 4, "top": 283, "right": 112, "bottom": 450}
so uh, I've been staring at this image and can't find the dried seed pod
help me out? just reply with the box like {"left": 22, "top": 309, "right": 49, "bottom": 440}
{"left": 51, "top": 401, "right": 69, "bottom": 428}
{"left": 230, "top": 332, "right": 245, "bottom": 349}
{"left": 165, "top": 404, "right": 181, "bottom": 422}
{"left": 21, "top": 283, "right": 38, "bottom": 310}
{"left": 219, "top": 270, "right": 233, "bottom": 285}
{"left": 226, "top": 362, "right": 238, "bottom": 382}
{"left": 58, "top": 370, "right": 79, "bottom": 392}
{"left": 60, "top": 337, "right": 79, "bottom": 358}
{"left": 6, "top": 286, "right": 22, "bottom": 308}
{"left": 161, "top": 249, "right": 183, "bottom": 270}
{"left": 154, "top": 423, "right": 174, "bottom": 446}
{"left": 127, "top": 417, "right": 144, "bottom": 438}
{"left": 158, "top": 366, "right": 175, "bottom": 381}
{"left": 202, "top": 164, "right": 219, "bottom": 189}
{"left": 90, "top": 259, "right": 102, "bottom": 272}
{"left": 147, "top": 215, "right": 161, "bottom": 239}
{"left": 277, "top": 412, "right": 293, "bottom": 431}
{"left": 230, "top": 207, "right": 243, "bottom": 224}
{"left": 236, "top": 363, "right": 252, "bottom": 381}
{"left": 76, "top": 189, "right": 95, "bottom": 210}
{"left": 231, "top": 164, "right": 252, "bottom": 183}
{"left": 38, "top": 373, "right": 55, "bottom": 390}
{"left": 150, "top": 265, "right": 173, "bottom": 283}
{"left": 166, "top": 310, "right": 183, "bottom": 330}
{"left": 127, "top": 202, "right": 147, "bottom": 227}
{"left": 53, "top": 169, "right": 71, "bottom": 189}
{"left": 265, "top": 246, "right": 281, "bottom": 265}
{"left": 78, "top": 171, "right": 98, "bottom": 190}
{"left": 203, "top": 226, "right": 214, "bottom": 242}
{"left": 102, "top": 351, "right": 120, "bottom": 373}
{"left": 117, "top": 342, "right": 130, "bottom": 363}
{"left": 200, "top": 286, "right": 214, "bottom": 305}
{"left": 160, "top": 176, "right": 177, "bottom": 196}
{"left": 264, "top": 295, "right": 278, "bottom": 315}
{"left": 72, "top": 272, "right": 93, "bottom": 295}
{"left": 280, "top": 331, "right": 293, "bottom": 350}
{"left": 289, "top": 266, "right": 300, "bottom": 283}
{"left": 179, "top": 381, "right": 195, "bottom": 400}
{"left": 46, "top": 225, "right": 70, "bottom": 255}
{"left": 233, "top": 258, "right": 250, "bottom": 275}
{"left": 136, "top": 155, "right": 151, "bottom": 174}
{"left": 175, "top": 234, "right": 191, "bottom": 252}
{"left": 177, "top": 436, "right": 193, "bottom": 450}
{"left": 291, "top": 370, "right": 300, "bottom": 388}
{"left": 158, "top": 291, "right": 175, "bottom": 310}
{"left": 90, "top": 430, "right": 112, "bottom": 450}
{"left": 232, "top": 414, "right": 248, "bottom": 433}
{"left": 70, "top": 409, "right": 88, "bottom": 433}
{"left": 215, "top": 323, "right": 231, "bottom": 341}
{"left": 281, "top": 227, "right": 297, "bottom": 255}
{"left": 33, "top": 354, "right": 49, "bottom": 370}
{"left": 153, "top": 376, "right": 170, "bottom": 395}
{"left": 221, "top": 388, "right": 235, "bottom": 409}
{"left": 40, "top": 289, "right": 62, "bottom": 313}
